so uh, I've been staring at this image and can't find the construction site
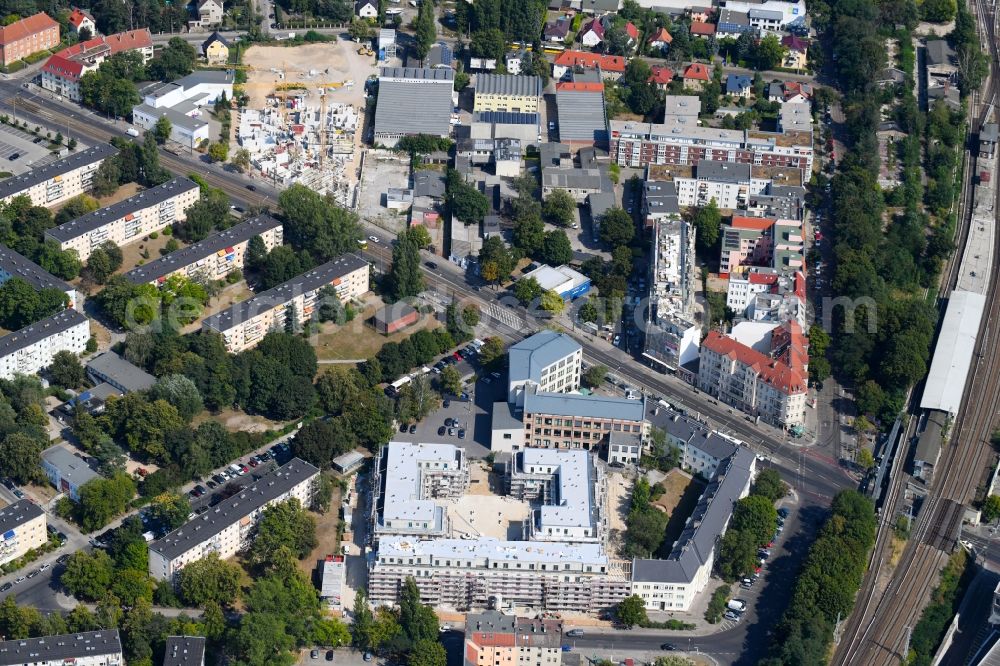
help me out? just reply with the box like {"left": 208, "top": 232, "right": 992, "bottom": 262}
{"left": 237, "top": 42, "right": 377, "bottom": 204}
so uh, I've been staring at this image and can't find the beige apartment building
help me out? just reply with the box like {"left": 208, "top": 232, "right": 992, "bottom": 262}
{"left": 201, "top": 254, "right": 370, "bottom": 353}
{"left": 0, "top": 499, "right": 47, "bottom": 567}
{"left": 521, "top": 388, "right": 646, "bottom": 450}
{"left": 0, "top": 12, "right": 59, "bottom": 67}
{"left": 125, "top": 214, "right": 283, "bottom": 286}
{"left": 149, "top": 459, "right": 319, "bottom": 581}
{"left": 45, "top": 178, "right": 200, "bottom": 261}
{"left": 0, "top": 143, "right": 117, "bottom": 208}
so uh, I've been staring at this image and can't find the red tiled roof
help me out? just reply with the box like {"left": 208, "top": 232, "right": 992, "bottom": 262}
{"left": 106, "top": 29, "right": 152, "bottom": 53}
{"left": 0, "top": 12, "right": 58, "bottom": 46}
{"left": 68, "top": 8, "right": 93, "bottom": 28}
{"left": 625, "top": 22, "right": 639, "bottom": 40}
{"left": 703, "top": 330, "right": 807, "bottom": 395}
{"left": 648, "top": 65, "right": 674, "bottom": 85}
{"left": 689, "top": 21, "right": 716, "bottom": 36}
{"left": 748, "top": 271, "right": 778, "bottom": 285}
{"left": 781, "top": 35, "right": 809, "bottom": 51}
{"left": 793, "top": 271, "right": 806, "bottom": 299}
{"left": 649, "top": 27, "right": 672, "bottom": 44}
{"left": 554, "top": 50, "right": 626, "bottom": 72}
{"left": 582, "top": 19, "right": 604, "bottom": 38}
{"left": 57, "top": 35, "right": 106, "bottom": 59}
{"left": 731, "top": 216, "right": 776, "bottom": 231}
{"left": 683, "top": 62, "right": 710, "bottom": 80}
{"left": 556, "top": 81, "right": 603, "bottom": 92}
{"left": 41, "top": 53, "right": 84, "bottom": 81}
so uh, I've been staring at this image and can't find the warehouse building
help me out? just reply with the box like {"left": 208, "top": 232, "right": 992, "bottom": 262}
{"left": 125, "top": 214, "right": 283, "bottom": 285}
{"left": 86, "top": 352, "right": 156, "bottom": 393}
{"left": 132, "top": 70, "right": 233, "bottom": 148}
{"left": 473, "top": 74, "right": 542, "bottom": 113}
{"left": 520, "top": 263, "right": 591, "bottom": 300}
{"left": 0, "top": 630, "right": 122, "bottom": 666}
{"left": 0, "top": 143, "right": 116, "bottom": 208}
{"left": 45, "top": 177, "right": 200, "bottom": 261}
{"left": 0, "top": 309, "right": 89, "bottom": 381}
{"left": 555, "top": 85, "right": 609, "bottom": 149}
{"left": 149, "top": 459, "right": 319, "bottom": 581}
{"left": 373, "top": 67, "right": 454, "bottom": 148}
{"left": 201, "top": 254, "right": 370, "bottom": 353}
{"left": 0, "top": 499, "right": 46, "bottom": 567}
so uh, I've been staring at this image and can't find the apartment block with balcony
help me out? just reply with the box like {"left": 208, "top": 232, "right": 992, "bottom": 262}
{"left": 718, "top": 216, "right": 804, "bottom": 276}
{"left": 125, "top": 215, "right": 283, "bottom": 286}
{"left": 370, "top": 442, "right": 469, "bottom": 542}
{"left": 0, "top": 143, "right": 117, "bottom": 208}
{"left": 45, "top": 178, "right": 200, "bottom": 261}
{"left": 0, "top": 245, "right": 77, "bottom": 308}
{"left": 201, "top": 254, "right": 370, "bottom": 353}
{"left": 463, "top": 612, "right": 563, "bottom": 666}
{"left": 0, "top": 309, "right": 89, "bottom": 381}
{"left": 726, "top": 266, "right": 806, "bottom": 327}
{"left": 148, "top": 459, "right": 319, "bottom": 581}
{"left": 609, "top": 118, "right": 813, "bottom": 174}
{"left": 508, "top": 330, "right": 582, "bottom": 406}
{"left": 0, "top": 500, "right": 46, "bottom": 567}
{"left": 0, "top": 630, "right": 122, "bottom": 666}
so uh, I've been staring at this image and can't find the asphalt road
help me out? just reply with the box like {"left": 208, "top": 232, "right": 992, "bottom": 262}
{"left": 0, "top": 81, "right": 861, "bottom": 664}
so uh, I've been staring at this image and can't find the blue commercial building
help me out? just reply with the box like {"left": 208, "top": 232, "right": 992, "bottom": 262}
{"left": 521, "top": 264, "right": 592, "bottom": 300}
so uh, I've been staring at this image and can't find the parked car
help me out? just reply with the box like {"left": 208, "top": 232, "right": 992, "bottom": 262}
{"left": 458, "top": 429, "right": 466, "bottom": 439}
{"left": 661, "top": 643, "right": 677, "bottom": 651}
{"left": 408, "top": 424, "right": 417, "bottom": 434}
{"left": 724, "top": 610, "right": 741, "bottom": 622}
{"left": 566, "top": 629, "right": 584, "bottom": 637}
{"left": 438, "top": 426, "right": 447, "bottom": 436}
{"left": 0, "top": 582, "right": 10, "bottom": 592}
{"left": 311, "top": 649, "right": 320, "bottom": 659}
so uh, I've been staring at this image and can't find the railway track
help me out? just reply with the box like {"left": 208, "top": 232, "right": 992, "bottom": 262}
{"left": 835, "top": 0, "right": 1000, "bottom": 662}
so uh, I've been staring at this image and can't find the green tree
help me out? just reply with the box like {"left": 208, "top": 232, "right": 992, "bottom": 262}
{"left": 148, "top": 37, "right": 198, "bottom": 81}
{"left": 291, "top": 419, "right": 353, "bottom": 469}
{"left": 982, "top": 495, "right": 1000, "bottom": 523}
{"left": 692, "top": 200, "right": 721, "bottom": 253}
{"left": 76, "top": 473, "right": 136, "bottom": 532}
{"left": 248, "top": 499, "right": 318, "bottom": 568}
{"left": 751, "top": 469, "right": 787, "bottom": 502}
{"left": 514, "top": 276, "right": 543, "bottom": 304}
{"left": 48, "top": 350, "right": 85, "bottom": 389}
{"left": 388, "top": 231, "right": 425, "bottom": 300}
{"left": 177, "top": 553, "right": 242, "bottom": 606}
{"left": 407, "top": 224, "right": 432, "bottom": 249}
{"left": 440, "top": 365, "right": 462, "bottom": 396}
{"left": 414, "top": 0, "right": 436, "bottom": 59}
{"left": 539, "top": 289, "right": 566, "bottom": 314}
{"left": 616, "top": 595, "right": 648, "bottom": 629}
{"left": 0, "top": 433, "right": 42, "bottom": 484}
{"left": 469, "top": 28, "right": 506, "bottom": 62}
{"left": 579, "top": 298, "right": 600, "bottom": 324}
{"left": 410, "top": 640, "right": 447, "bottom": 666}
{"left": 446, "top": 169, "right": 490, "bottom": 224}
{"left": 149, "top": 374, "right": 204, "bottom": 422}
{"left": 599, "top": 208, "right": 635, "bottom": 247}
{"left": 543, "top": 189, "right": 576, "bottom": 226}
{"left": 583, "top": 364, "right": 607, "bottom": 388}
{"left": 61, "top": 550, "right": 115, "bottom": 601}
{"left": 478, "top": 336, "right": 505, "bottom": 367}
{"left": 399, "top": 577, "right": 438, "bottom": 643}
{"left": 85, "top": 241, "right": 124, "bottom": 284}
{"left": 540, "top": 230, "right": 573, "bottom": 265}
{"left": 146, "top": 492, "right": 191, "bottom": 531}
{"left": 513, "top": 214, "right": 545, "bottom": 255}
{"left": 349, "top": 18, "right": 375, "bottom": 41}
{"left": 153, "top": 116, "right": 172, "bottom": 144}
{"left": 754, "top": 33, "right": 785, "bottom": 70}
{"left": 231, "top": 147, "right": 252, "bottom": 173}
{"left": 208, "top": 141, "right": 229, "bottom": 163}
{"left": 857, "top": 447, "right": 875, "bottom": 470}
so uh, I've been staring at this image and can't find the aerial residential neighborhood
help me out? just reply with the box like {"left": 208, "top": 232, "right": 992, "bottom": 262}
{"left": 0, "top": 0, "right": 989, "bottom": 664}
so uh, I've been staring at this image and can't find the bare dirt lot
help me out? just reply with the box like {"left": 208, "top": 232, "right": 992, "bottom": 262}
{"left": 241, "top": 42, "right": 376, "bottom": 109}
{"left": 651, "top": 468, "right": 695, "bottom": 516}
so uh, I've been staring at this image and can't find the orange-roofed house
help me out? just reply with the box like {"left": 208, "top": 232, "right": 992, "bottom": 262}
{"left": 464, "top": 611, "right": 563, "bottom": 666}
{"left": 0, "top": 12, "right": 59, "bottom": 67}
{"left": 552, "top": 50, "right": 626, "bottom": 81}
{"left": 682, "top": 62, "right": 711, "bottom": 90}
{"left": 106, "top": 28, "right": 154, "bottom": 63}
{"left": 689, "top": 21, "right": 716, "bottom": 38}
{"left": 697, "top": 326, "right": 808, "bottom": 427}
{"left": 649, "top": 27, "right": 673, "bottom": 50}
{"left": 648, "top": 65, "right": 674, "bottom": 90}
{"left": 624, "top": 21, "right": 639, "bottom": 43}
{"left": 67, "top": 8, "right": 96, "bottom": 36}
{"left": 39, "top": 54, "right": 92, "bottom": 102}
{"left": 580, "top": 18, "right": 604, "bottom": 47}
{"left": 41, "top": 29, "right": 154, "bottom": 101}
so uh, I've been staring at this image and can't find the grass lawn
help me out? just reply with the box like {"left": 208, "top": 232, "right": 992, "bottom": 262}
{"left": 314, "top": 299, "right": 441, "bottom": 362}
{"left": 658, "top": 472, "right": 707, "bottom": 556}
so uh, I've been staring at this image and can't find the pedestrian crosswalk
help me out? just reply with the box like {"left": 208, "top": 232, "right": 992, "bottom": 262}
{"left": 487, "top": 303, "right": 525, "bottom": 331}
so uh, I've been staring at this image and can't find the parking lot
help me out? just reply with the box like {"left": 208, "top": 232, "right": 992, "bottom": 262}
{"left": 357, "top": 154, "right": 410, "bottom": 235}
{"left": 0, "top": 124, "right": 62, "bottom": 175}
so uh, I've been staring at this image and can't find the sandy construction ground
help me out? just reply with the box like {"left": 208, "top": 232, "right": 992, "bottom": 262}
{"left": 241, "top": 42, "right": 376, "bottom": 109}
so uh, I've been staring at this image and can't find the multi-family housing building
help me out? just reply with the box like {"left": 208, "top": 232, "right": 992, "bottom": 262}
{"left": 41, "top": 29, "right": 153, "bottom": 101}
{"left": 163, "top": 636, "right": 206, "bottom": 666}
{"left": 519, "top": 388, "right": 646, "bottom": 451}
{"left": 507, "top": 330, "right": 582, "bottom": 405}
{"left": 0, "top": 630, "right": 122, "bottom": 666}
{"left": 645, "top": 161, "right": 804, "bottom": 211}
{"left": 642, "top": 217, "right": 700, "bottom": 373}
{"left": 718, "top": 215, "right": 804, "bottom": 276}
{"left": 370, "top": 442, "right": 469, "bottom": 542}
{"left": 0, "top": 309, "right": 89, "bottom": 381}
{"left": 0, "top": 12, "right": 59, "bottom": 67}
{"left": 507, "top": 448, "right": 606, "bottom": 544}
{"left": 125, "top": 214, "right": 283, "bottom": 286}
{"left": 201, "top": 254, "right": 370, "bottom": 353}
{"left": 0, "top": 143, "right": 116, "bottom": 208}
{"left": 726, "top": 266, "right": 806, "bottom": 327}
{"left": 609, "top": 116, "right": 813, "bottom": 173}
{"left": 42, "top": 445, "right": 100, "bottom": 501}
{"left": 133, "top": 71, "right": 234, "bottom": 148}
{"left": 551, "top": 51, "right": 626, "bottom": 81}
{"left": 0, "top": 500, "right": 46, "bottom": 567}
{"left": 697, "top": 320, "right": 809, "bottom": 427}
{"left": 45, "top": 178, "right": 200, "bottom": 261}
{"left": 463, "top": 612, "right": 563, "bottom": 666}
{"left": 631, "top": 445, "right": 756, "bottom": 611}
{"left": 149, "top": 459, "right": 319, "bottom": 581}
{"left": 473, "top": 74, "right": 542, "bottom": 113}
{"left": 0, "top": 246, "right": 77, "bottom": 308}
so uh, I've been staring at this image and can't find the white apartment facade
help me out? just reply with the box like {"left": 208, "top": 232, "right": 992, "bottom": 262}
{"left": 507, "top": 330, "right": 583, "bottom": 405}
{"left": 45, "top": 178, "right": 200, "bottom": 261}
{"left": 201, "top": 254, "right": 370, "bottom": 353}
{"left": 125, "top": 214, "right": 283, "bottom": 286}
{"left": 148, "top": 459, "right": 319, "bottom": 581}
{"left": 0, "top": 144, "right": 116, "bottom": 208}
{"left": 0, "top": 500, "right": 46, "bottom": 567}
{"left": 0, "top": 309, "right": 89, "bottom": 381}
